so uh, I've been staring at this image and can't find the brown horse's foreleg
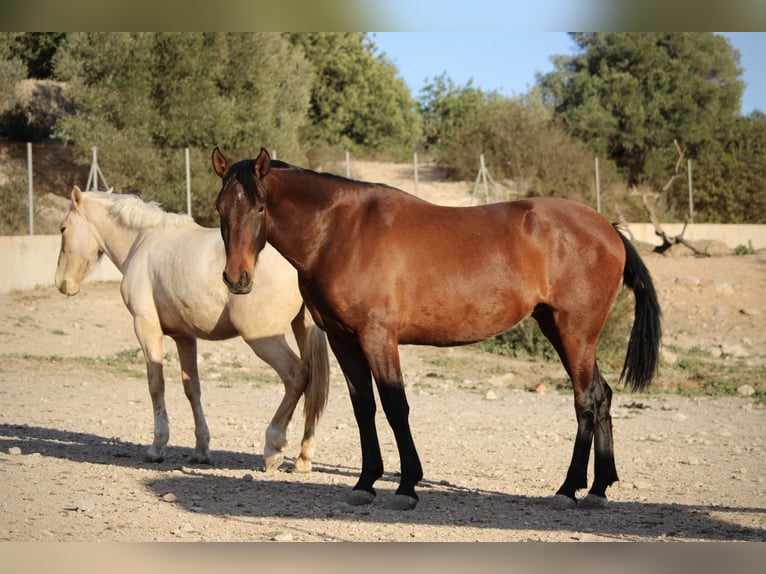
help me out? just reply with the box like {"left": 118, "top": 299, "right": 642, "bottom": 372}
{"left": 328, "top": 333, "right": 382, "bottom": 506}
{"left": 174, "top": 336, "right": 211, "bottom": 464}
{"left": 375, "top": 377, "right": 422, "bottom": 510}
{"left": 364, "top": 327, "right": 423, "bottom": 510}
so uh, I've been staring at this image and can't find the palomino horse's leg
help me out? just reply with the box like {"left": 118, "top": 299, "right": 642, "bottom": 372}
{"left": 246, "top": 335, "right": 306, "bottom": 472}
{"left": 133, "top": 316, "right": 170, "bottom": 463}
{"left": 327, "top": 333, "right": 382, "bottom": 507}
{"left": 533, "top": 305, "right": 616, "bottom": 509}
{"left": 173, "top": 336, "right": 211, "bottom": 464}
{"left": 289, "top": 308, "right": 325, "bottom": 473}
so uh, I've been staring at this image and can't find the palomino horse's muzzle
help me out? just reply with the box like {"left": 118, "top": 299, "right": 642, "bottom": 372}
{"left": 222, "top": 269, "right": 252, "bottom": 294}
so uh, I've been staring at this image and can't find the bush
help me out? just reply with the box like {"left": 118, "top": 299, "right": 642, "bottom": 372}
{"left": 476, "top": 287, "right": 634, "bottom": 376}
{"left": 0, "top": 153, "right": 29, "bottom": 235}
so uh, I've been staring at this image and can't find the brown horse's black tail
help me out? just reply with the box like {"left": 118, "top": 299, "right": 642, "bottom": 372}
{"left": 615, "top": 226, "right": 662, "bottom": 392}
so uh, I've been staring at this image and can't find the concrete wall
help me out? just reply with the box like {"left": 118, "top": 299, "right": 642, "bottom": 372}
{"left": 625, "top": 223, "right": 766, "bottom": 249}
{"left": 1, "top": 234, "right": 121, "bottom": 294}
{"left": 2, "top": 224, "right": 765, "bottom": 293}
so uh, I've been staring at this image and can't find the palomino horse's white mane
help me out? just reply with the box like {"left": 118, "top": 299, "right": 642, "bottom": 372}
{"left": 90, "top": 191, "right": 193, "bottom": 230}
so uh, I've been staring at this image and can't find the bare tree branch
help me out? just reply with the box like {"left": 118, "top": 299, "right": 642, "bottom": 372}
{"left": 632, "top": 184, "right": 709, "bottom": 257}
{"left": 661, "top": 139, "right": 686, "bottom": 193}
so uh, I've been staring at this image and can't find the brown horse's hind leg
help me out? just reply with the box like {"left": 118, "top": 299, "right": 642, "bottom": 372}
{"left": 533, "top": 305, "right": 616, "bottom": 509}
{"left": 579, "top": 368, "right": 618, "bottom": 508}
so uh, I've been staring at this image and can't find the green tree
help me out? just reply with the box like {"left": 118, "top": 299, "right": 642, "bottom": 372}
{"left": 538, "top": 33, "right": 744, "bottom": 189}
{"left": 688, "top": 112, "right": 766, "bottom": 223}
{"left": 290, "top": 33, "right": 421, "bottom": 159}
{"left": 4, "top": 32, "right": 65, "bottom": 79}
{"left": 446, "top": 94, "right": 621, "bottom": 208}
{"left": 0, "top": 34, "right": 26, "bottom": 117}
{"left": 418, "top": 73, "right": 485, "bottom": 152}
{"left": 53, "top": 32, "right": 312, "bottom": 224}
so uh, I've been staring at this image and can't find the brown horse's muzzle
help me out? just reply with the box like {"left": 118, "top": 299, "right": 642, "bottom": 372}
{"left": 222, "top": 269, "right": 252, "bottom": 294}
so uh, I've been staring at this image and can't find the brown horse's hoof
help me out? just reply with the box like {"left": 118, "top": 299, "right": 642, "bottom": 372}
{"left": 346, "top": 489, "right": 376, "bottom": 506}
{"left": 549, "top": 494, "right": 577, "bottom": 510}
{"left": 578, "top": 494, "right": 608, "bottom": 509}
{"left": 387, "top": 494, "right": 418, "bottom": 511}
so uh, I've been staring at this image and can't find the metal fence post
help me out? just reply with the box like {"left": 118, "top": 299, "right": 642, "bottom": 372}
{"left": 185, "top": 147, "right": 192, "bottom": 216}
{"left": 27, "top": 142, "right": 34, "bottom": 235}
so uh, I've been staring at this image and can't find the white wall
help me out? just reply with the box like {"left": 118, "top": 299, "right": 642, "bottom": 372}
{"left": 1, "top": 234, "right": 121, "bottom": 294}
{"left": 625, "top": 223, "right": 766, "bottom": 249}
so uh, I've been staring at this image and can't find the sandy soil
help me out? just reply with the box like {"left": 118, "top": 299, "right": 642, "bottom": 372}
{"left": 1, "top": 161, "right": 764, "bottom": 542}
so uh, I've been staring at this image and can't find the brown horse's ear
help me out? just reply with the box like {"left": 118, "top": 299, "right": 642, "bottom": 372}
{"left": 212, "top": 147, "right": 229, "bottom": 178}
{"left": 254, "top": 147, "right": 271, "bottom": 180}
{"left": 71, "top": 185, "right": 83, "bottom": 209}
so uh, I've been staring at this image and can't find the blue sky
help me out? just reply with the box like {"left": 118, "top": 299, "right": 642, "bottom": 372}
{"left": 373, "top": 32, "right": 765, "bottom": 115}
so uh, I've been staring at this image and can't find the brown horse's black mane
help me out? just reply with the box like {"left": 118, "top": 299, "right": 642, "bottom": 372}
{"left": 228, "top": 157, "right": 389, "bottom": 204}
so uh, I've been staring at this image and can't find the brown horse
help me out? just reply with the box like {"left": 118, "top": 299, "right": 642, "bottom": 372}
{"left": 212, "top": 147, "right": 662, "bottom": 511}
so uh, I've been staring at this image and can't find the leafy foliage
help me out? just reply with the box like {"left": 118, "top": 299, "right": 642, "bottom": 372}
{"left": 419, "top": 73, "right": 486, "bottom": 153}
{"left": 538, "top": 33, "right": 744, "bottom": 189}
{"left": 3, "top": 32, "right": 65, "bottom": 79}
{"left": 51, "top": 32, "right": 312, "bottom": 224}
{"left": 290, "top": 33, "right": 422, "bottom": 160}
{"left": 685, "top": 112, "right": 766, "bottom": 223}
{"left": 419, "top": 78, "right": 625, "bottom": 214}
{"left": 0, "top": 34, "right": 26, "bottom": 116}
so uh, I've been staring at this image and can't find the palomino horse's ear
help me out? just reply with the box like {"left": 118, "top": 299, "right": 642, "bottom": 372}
{"left": 254, "top": 147, "right": 271, "bottom": 180}
{"left": 71, "top": 185, "right": 83, "bottom": 208}
{"left": 212, "top": 146, "right": 229, "bottom": 178}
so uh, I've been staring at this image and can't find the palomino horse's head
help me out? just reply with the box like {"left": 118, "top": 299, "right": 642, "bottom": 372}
{"left": 212, "top": 147, "right": 269, "bottom": 294}
{"left": 54, "top": 185, "right": 104, "bottom": 296}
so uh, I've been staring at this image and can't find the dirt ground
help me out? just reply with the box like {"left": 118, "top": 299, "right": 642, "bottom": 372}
{"left": 1, "top": 162, "right": 765, "bottom": 542}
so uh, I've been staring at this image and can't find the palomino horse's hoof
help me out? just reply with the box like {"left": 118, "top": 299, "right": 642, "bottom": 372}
{"left": 292, "top": 457, "right": 312, "bottom": 473}
{"left": 386, "top": 494, "right": 418, "bottom": 511}
{"left": 578, "top": 494, "right": 608, "bottom": 509}
{"left": 263, "top": 453, "right": 284, "bottom": 473}
{"left": 144, "top": 449, "right": 164, "bottom": 463}
{"left": 549, "top": 494, "right": 577, "bottom": 510}
{"left": 346, "top": 489, "right": 376, "bottom": 506}
{"left": 190, "top": 451, "right": 212, "bottom": 465}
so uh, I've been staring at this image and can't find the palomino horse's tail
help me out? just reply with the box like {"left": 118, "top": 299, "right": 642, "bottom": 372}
{"left": 300, "top": 319, "right": 331, "bottom": 430}
{"left": 615, "top": 227, "right": 662, "bottom": 392}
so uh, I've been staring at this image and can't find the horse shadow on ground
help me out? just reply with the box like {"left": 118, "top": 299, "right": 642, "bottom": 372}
{"left": 2, "top": 423, "right": 764, "bottom": 542}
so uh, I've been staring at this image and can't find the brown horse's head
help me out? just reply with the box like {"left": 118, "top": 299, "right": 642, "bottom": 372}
{"left": 212, "top": 147, "right": 270, "bottom": 294}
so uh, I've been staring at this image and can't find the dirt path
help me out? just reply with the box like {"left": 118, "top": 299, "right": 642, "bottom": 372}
{"left": 1, "top": 162, "right": 765, "bottom": 542}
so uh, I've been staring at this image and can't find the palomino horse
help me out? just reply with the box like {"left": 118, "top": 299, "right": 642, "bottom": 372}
{"left": 212, "top": 148, "right": 662, "bottom": 510}
{"left": 55, "top": 186, "right": 329, "bottom": 471}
